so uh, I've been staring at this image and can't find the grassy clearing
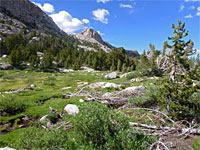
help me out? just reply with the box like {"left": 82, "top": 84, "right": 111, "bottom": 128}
{"left": 0, "top": 69, "right": 160, "bottom": 149}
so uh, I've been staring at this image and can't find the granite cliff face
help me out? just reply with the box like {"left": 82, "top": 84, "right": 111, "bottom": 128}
{"left": 0, "top": 0, "right": 64, "bottom": 36}
{"left": 73, "top": 28, "right": 140, "bottom": 57}
{"left": 73, "top": 28, "right": 114, "bottom": 53}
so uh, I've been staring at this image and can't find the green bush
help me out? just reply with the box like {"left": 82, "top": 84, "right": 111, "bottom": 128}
{"left": 74, "top": 102, "right": 152, "bottom": 149}
{"left": 0, "top": 72, "right": 4, "bottom": 78}
{"left": 0, "top": 95, "right": 27, "bottom": 115}
{"left": 126, "top": 71, "right": 138, "bottom": 79}
{"left": 43, "top": 77, "right": 56, "bottom": 86}
{"left": 129, "top": 85, "right": 159, "bottom": 107}
{"left": 11, "top": 126, "right": 77, "bottom": 150}
{"left": 192, "top": 138, "right": 200, "bottom": 150}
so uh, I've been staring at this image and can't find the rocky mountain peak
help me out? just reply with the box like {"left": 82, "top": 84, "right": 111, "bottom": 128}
{"left": 81, "top": 28, "right": 102, "bottom": 42}
{"left": 74, "top": 28, "right": 103, "bottom": 44}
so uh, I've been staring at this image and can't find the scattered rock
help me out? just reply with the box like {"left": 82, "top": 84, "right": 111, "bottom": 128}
{"left": 59, "top": 68, "right": 74, "bottom": 73}
{"left": 63, "top": 94, "right": 73, "bottom": 99}
{"left": 147, "top": 76, "right": 159, "bottom": 80}
{"left": 81, "top": 66, "right": 95, "bottom": 72}
{"left": 30, "top": 84, "right": 35, "bottom": 89}
{"left": 88, "top": 82, "right": 121, "bottom": 89}
{"left": 119, "top": 72, "right": 132, "bottom": 78}
{"left": 64, "top": 104, "right": 79, "bottom": 115}
{"left": 79, "top": 99, "right": 84, "bottom": 102}
{"left": 0, "top": 147, "right": 16, "bottom": 150}
{"left": 131, "top": 78, "right": 144, "bottom": 82}
{"left": 0, "top": 63, "right": 13, "bottom": 70}
{"left": 29, "top": 36, "right": 40, "bottom": 44}
{"left": 61, "top": 87, "right": 72, "bottom": 90}
{"left": 102, "top": 92, "right": 113, "bottom": 98}
{"left": 22, "top": 115, "right": 29, "bottom": 121}
{"left": 40, "top": 115, "right": 49, "bottom": 122}
{"left": 117, "top": 86, "right": 145, "bottom": 97}
{"left": 77, "top": 82, "right": 88, "bottom": 88}
{"left": 104, "top": 72, "right": 117, "bottom": 79}
{"left": 2, "top": 55, "right": 7, "bottom": 58}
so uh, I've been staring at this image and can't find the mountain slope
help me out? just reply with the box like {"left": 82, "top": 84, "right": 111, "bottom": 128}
{"left": 0, "top": 0, "right": 65, "bottom": 37}
{"left": 73, "top": 28, "right": 140, "bottom": 57}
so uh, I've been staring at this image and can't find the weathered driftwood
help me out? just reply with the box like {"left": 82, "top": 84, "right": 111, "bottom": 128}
{"left": 129, "top": 122, "right": 200, "bottom": 135}
{"left": 85, "top": 97, "right": 129, "bottom": 107}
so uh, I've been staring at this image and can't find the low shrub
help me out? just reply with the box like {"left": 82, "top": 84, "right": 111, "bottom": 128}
{"left": 0, "top": 95, "right": 28, "bottom": 115}
{"left": 192, "top": 137, "right": 200, "bottom": 150}
{"left": 0, "top": 72, "right": 4, "bottom": 78}
{"left": 129, "top": 85, "right": 159, "bottom": 107}
{"left": 126, "top": 71, "right": 138, "bottom": 79}
{"left": 43, "top": 77, "right": 56, "bottom": 86}
{"left": 11, "top": 126, "right": 77, "bottom": 150}
{"left": 74, "top": 102, "right": 153, "bottom": 149}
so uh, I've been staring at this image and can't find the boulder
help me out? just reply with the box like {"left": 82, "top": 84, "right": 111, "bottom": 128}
{"left": 117, "top": 86, "right": 145, "bottom": 97}
{"left": 88, "top": 82, "right": 121, "bottom": 89}
{"left": 2, "top": 55, "right": 7, "bottom": 58}
{"left": 81, "top": 66, "right": 95, "bottom": 72}
{"left": 104, "top": 72, "right": 117, "bottom": 79}
{"left": 0, "top": 63, "right": 13, "bottom": 70}
{"left": 64, "top": 104, "right": 79, "bottom": 115}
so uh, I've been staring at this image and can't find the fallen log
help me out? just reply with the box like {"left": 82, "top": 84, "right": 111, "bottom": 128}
{"left": 129, "top": 122, "right": 200, "bottom": 135}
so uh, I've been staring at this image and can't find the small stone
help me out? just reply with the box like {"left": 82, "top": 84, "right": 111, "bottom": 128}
{"left": 30, "top": 84, "right": 35, "bottom": 89}
{"left": 2, "top": 55, "right": 7, "bottom": 58}
{"left": 61, "top": 87, "right": 72, "bottom": 90}
{"left": 79, "top": 99, "right": 84, "bottom": 102}
{"left": 64, "top": 104, "right": 79, "bottom": 115}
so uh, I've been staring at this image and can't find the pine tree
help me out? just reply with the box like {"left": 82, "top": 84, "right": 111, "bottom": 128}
{"left": 136, "top": 50, "right": 150, "bottom": 76}
{"left": 117, "top": 59, "right": 122, "bottom": 72}
{"left": 158, "top": 20, "right": 200, "bottom": 120}
{"left": 41, "top": 51, "right": 54, "bottom": 70}
{"left": 9, "top": 49, "right": 22, "bottom": 67}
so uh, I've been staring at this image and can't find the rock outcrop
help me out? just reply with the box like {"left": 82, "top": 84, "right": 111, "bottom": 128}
{"left": 72, "top": 28, "right": 114, "bottom": 53}
{"left": 0, "top": 0, "right": 65, "bottom": 37}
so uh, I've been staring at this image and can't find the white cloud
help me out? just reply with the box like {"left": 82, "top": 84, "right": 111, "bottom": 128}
{"left": 92, "top": 9, "right": 110, "bottom": 24}
{"left": 96, "top": 0, "right": 111, "bottom": 3}
{"left": 120, "top": 4, "right": 133, "bottom": 8}
{"left": 179, "top": 4, "right": 185, "bottom": 12}
{"left": 50, "top": 11, "right": 89, "bottom": 33}
{"left": 185, "top": 0, "right": 200, "bottom": 2}
{"left": 198, "top": 6, "right": 200, "bottom": 11}
{"left": 185, "top": 14, "right": 193, "bottom": 18}
{"left": 189, "top": 6, "right": 195, "bottom": 9}
{"left": 32, "top": 2, "right": 55, "bottom": 13}
{"left": 82, "top": 19, "right": 90, "bottom": 24}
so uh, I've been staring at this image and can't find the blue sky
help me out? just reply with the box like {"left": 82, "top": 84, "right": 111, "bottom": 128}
{"left": 32, "top": 0, "right": 200, "bottom": 54}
